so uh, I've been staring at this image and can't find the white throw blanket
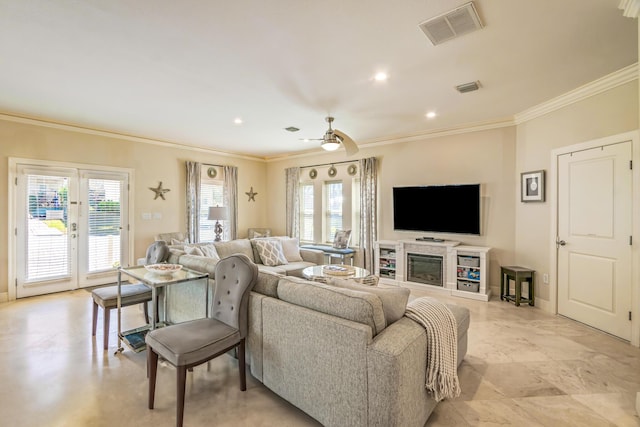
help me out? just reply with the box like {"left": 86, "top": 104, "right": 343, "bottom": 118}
{"left": 404, "top": 297, "right": 461, "bottom": 401}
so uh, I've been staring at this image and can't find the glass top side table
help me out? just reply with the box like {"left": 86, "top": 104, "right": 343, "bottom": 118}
{"left": 116, "top": 264, "right": 208, "bottom": 354}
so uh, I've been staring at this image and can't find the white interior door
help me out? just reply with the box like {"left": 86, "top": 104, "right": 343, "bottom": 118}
{"left": 15, "top": 163, "right": 129, "bottom": 298}
{"left": 557, "top": 141, "right": 632, "bottom": 340}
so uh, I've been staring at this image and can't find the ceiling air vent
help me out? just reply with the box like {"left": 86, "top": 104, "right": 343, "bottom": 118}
{"left": 419, "top": 2, "right": 483, "bottom": 46}
{"left": 456, "top": 81, "right": 481, "bottom": 93}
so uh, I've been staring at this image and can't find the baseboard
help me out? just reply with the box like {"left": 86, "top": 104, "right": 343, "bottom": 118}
{"left": 0, "top": 292, "right": 8, "bottom": 303}
{"left": 534, "top": 298, "right": 552, "bottom": 313}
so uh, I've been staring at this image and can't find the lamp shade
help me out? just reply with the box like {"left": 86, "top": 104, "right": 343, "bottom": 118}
{"left": 208, "top": 206, "right": 228, "bottom": 221}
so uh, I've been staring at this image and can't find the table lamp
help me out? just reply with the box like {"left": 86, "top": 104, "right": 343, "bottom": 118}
{"left": 208, "top": 206, "right": 228, "bottom": 242}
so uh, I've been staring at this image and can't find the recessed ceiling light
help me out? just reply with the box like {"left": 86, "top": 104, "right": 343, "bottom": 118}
{"left": 373, "top": 72, "right": 388, "bottom": 82}
{"left": 234, "top": 117, "right": 243, "bottom": 124}
{"left": 426, "top": 111, "right": 437, "bottom": 119}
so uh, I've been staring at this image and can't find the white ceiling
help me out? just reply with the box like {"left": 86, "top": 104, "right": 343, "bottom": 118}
{"left": 0, "top": 0, "right": 637, "bottom": 159}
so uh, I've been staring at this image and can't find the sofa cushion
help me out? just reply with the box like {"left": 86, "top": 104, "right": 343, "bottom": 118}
{"left": 326, "top": 278, "right": 410, "bottom": 325}
{"left": 253, "top": 270, "right": 283, "bottom": 298}
{"left": 255, "top": 239, "right": 289, "bottom": 266}
{"left": 277, "top": 276, "right": 386, "bottom": 335}
{"left": 213, "top": 239, "right": 255, "bottom": 261}
{"left": 177, "top": 254, "right": 218, "bottom": 276}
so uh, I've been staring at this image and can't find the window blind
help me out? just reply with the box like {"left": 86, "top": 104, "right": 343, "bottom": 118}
{"left": 26, "top": 174, "right": 70, "bottom": 280}
{"left": 325, "top": 181, "right": 343, "bottom": 242}
{"left": 300, "top": 183, "right": 314, "bottom": 242}
{"left": 199, "top": 178, "right": 224, "bottom": 242}
{"left": 87, "top": 178, "right": 122, "bottom": 272}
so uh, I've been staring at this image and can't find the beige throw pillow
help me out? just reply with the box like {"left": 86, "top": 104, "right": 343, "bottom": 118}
{"left": 326, "top": 277, "right": 410, "bottom": 325}
{"left": 276, "top": 237, "right": 303, "bottom": 262}
{"left": 184, "top": 245, "right": 204, "bottom": 256}
{"left": 199, "top": 244, "right": 220, "bottom": 261}
{"left": 255, "top": 239, "right": 288, "bottom": 266}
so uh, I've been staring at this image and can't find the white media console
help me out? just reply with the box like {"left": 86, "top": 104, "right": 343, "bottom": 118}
{"left": 375, "top": 239, "right": 491, "bottom": 301}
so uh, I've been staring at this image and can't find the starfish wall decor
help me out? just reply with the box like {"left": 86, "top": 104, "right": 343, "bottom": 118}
{"left": 245, "top": 187, "right": 258, "bottom": 202}
{"left": 150, "top": 181, "right": 170, "bottom": 200}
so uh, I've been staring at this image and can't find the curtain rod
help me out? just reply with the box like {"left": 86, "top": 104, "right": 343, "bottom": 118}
{"left": 300, "top": 159, "right": 358, "bottom": 170}
{"left": 203, "top": 162, "right": 225, "bottom": 168}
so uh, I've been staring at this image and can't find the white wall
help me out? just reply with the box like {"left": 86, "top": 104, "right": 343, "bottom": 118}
{"left": 515, "top": 80, "right": 639, "bottom": 305}
{"left": 266, "top": 126, "right": 518, "bottom": 295}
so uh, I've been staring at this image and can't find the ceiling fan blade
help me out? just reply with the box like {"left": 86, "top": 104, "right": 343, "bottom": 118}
{"left": 334, "top": 129, "right": 359, "bottom": 156}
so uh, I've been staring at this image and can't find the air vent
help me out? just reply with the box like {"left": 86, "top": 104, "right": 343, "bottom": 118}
{"left": 456, "top": 81, "right": 481, "bottom": 93}
{"left": 419, "top": 2, "right": 483, "bottom": 46}
{"left": 284, "top": 126, "right": 300, "bottom": 132}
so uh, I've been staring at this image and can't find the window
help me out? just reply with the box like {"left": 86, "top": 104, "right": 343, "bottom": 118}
{"left": 300, "top": 183, "right": 314, "bottom": 242}
{"left": 325, "top": 181, "right": 343, "bottom": 242}
{"left": 299, "top": 164, "right": 360, "bottom": 246}
{"left": 199, "top": 169, "right": 224, "bottom": 242}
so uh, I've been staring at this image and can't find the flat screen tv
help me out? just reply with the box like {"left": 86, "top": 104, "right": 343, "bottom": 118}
{"left": 393, "top": 184, "right": 481, "bottom": 235}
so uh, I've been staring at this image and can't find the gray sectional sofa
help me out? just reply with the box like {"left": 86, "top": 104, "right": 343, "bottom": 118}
{"left": 162, "top": 238, "right": 470, "bottom": 427}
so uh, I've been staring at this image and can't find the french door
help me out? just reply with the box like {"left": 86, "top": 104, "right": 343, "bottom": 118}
{"left": 13, "top": 162, "right": 130, "bottom": 298}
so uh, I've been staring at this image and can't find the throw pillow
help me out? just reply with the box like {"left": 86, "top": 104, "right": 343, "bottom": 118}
{"left": 184, "top": 245, "right": 204, "bottom": 256}
{"left": 255, "top": 239, "right": 288, "bottom": 266}
{"left": 276, "top": 237, "right": 303, "bottom": 262}
{"left": 326, "top": 277, "right": 410, "bottom": 325}
{"left": 171, "top": 237, "right": 189, "bottom": 245}
{"left": 199, "top": 244, "right": 220, "bottom": 261}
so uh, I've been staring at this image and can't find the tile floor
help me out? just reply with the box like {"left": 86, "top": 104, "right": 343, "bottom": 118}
{"left": 0, "top": 288, "right": 639, "bottom": 427}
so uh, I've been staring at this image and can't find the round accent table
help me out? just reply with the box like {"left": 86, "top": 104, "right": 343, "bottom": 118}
{"left": 302, "top": 265, "right": 370, "bottom": 283}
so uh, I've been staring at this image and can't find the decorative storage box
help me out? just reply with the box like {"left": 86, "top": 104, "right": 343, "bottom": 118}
{"left": 458, "top": 255, "right": 480, "bottom": 267}
{"left": 457, "top": 280, "right": 479, "bottom": 293}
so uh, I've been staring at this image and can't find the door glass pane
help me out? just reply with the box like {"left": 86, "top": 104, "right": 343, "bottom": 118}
{"left": 87, "top": 178, "right": 121, "bottom": 272}
{"left": 26, "top": 174, "right": 70, "bottom": 281}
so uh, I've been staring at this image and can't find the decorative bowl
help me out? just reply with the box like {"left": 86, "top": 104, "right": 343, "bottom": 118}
{"left": 145, "top": 263, "right": 182, "bottom": 275}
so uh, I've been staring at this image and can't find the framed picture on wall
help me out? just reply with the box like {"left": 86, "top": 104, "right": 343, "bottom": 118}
{"left": 521, "top": 170, "right": 545, "bottom": 202}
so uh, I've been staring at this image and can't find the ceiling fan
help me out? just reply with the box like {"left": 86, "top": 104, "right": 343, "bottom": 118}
{"left": 305, "top": 116, "right": 359, "bottom": 156}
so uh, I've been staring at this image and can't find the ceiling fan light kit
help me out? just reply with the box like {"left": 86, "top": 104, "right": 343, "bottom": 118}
{"left": 312, "top": 116, "right": 360, "bottom": 155}
{"left": 321, "top": 139, "right": 341, "bottom": 151}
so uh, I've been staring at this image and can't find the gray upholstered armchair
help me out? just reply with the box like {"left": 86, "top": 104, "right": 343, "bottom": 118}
{"left": 145, "top": 254, "right": 259, "bottom": 427}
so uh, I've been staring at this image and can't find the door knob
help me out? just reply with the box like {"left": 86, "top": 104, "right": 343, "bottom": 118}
{"left": 556, "top": 238, "right": 566, "bottom": 248}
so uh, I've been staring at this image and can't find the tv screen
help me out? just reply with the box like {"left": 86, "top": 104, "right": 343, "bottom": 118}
{"left": 393, "top": 184, "right": 481, "bottom": 235}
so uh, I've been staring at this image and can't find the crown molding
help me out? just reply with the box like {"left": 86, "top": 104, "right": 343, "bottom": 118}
{"left": 514, "top": 63, "right": 638, "bottom": 124}
{"left": 619, "top": 0, "right": 640, "bottom": 18}
{"left": 0, "top": 112, "right": 266, "bottom": 163}
{"left": 265, "top": 117, "right": 516, "bottom": 162}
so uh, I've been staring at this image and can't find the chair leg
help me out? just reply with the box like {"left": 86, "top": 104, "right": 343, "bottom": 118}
{"left": 92, "top": 302, "right": 98, "bottom": 336}
{"left": 238, "top": 339, "right": 246, "bottom": 391}
{"left": 103, "top": 308, "right": 110, "bottom": 350}
{"left": 177, "top": 366, "right": 187, "bottom": 427}
{"left": 148, "top": 348, "right": 158, "bottom": 409}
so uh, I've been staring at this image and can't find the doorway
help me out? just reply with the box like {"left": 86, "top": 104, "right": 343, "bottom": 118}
{"left": 552, "top": 131, "right": 639, "bottom": 344}
{"left": 9, "top": 159, "right": 132, "bottom": 299}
